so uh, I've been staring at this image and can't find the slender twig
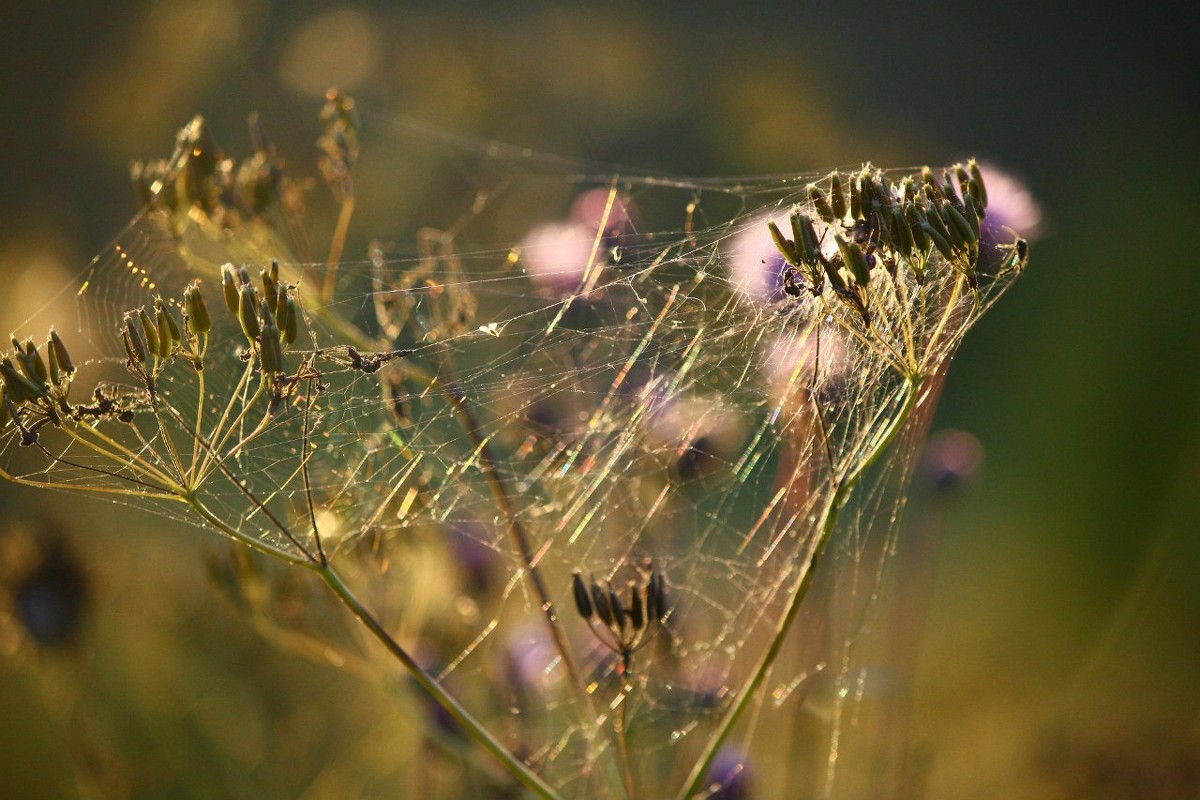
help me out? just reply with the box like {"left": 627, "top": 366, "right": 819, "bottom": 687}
{"left": 676, "top": 376, "right": 922, "bottom": 800}
{"left": 317, "top": 565, "right": 563, "bottom": 800}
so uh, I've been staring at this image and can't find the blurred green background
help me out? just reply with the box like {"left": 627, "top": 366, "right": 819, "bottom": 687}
{"left": 1, "top": 2, "right": 1197, "bottom": 798}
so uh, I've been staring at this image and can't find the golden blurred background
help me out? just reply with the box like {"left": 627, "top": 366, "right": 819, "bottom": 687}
{"left": 1, "top": 2, "right": 1197, "bottom": 797}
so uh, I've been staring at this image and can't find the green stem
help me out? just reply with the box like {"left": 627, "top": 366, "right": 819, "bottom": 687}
{"left": 675, "top": 377, "right": 923, "bottom": 800}
{"left": 317, "top": 565, "right": 564, "bottom": 800}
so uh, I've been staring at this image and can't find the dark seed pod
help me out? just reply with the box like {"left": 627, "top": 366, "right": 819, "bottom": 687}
{"left": 628, "top": 583, "right": 645, "bottom": 630}
{"left": 572, "top": 572, "right": 593, "bottom": 619}
{"left": 849, "top": 172, "right": 862, "bottom": 220}
{"left": 592, "top": 583, "right": 614, "bottom": 627}
{"left": 0, "top": 386, "right": 10, "bottom": 430}
{"left": 608, "top": 587, "right": 627, "bottom": 631}
{"left": 648, "top": 571, "right": 667, "bottom": 621}
{"left": 221, "top": 263, "right": 239, "bottom": 315}
{"left": 791, "top": 213, "right": 820, "bottom": 266}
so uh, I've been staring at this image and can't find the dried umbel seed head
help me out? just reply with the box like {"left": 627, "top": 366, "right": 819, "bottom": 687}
{"left": 571, "top": 566, "right": 669, "bottom": 674}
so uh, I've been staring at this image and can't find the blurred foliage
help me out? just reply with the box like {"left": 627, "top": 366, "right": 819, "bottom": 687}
{"left": 1, "top": 1, "right": 1197, "bottom": 797}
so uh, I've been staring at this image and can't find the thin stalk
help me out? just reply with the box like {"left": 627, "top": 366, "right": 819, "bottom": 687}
{"left": 676, "top": 377, "right": 922, "bottom": 800}
{"left": 321, "top": 195, "right": 355, "bottom": 305}
{"left": 317, "top": 565, "right": 564, "bottom": 800}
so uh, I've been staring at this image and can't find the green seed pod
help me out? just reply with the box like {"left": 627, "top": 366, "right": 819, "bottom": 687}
{"left": 768, "top": 220, "right": 800, "bottom": 266}
{"left": 138, "top": 307, "right": 160, "bottom": 361}
{"left": 238, "top": 285, "right": 261, "bottom": 342}
{"left": 849, "top": 173, "right": 862, "bottom": 220}
{"left": 922, "top": 223, "right": 955, "bottom": 260}
{"left": 829, "top": 171, "right": 847, "bottom": 220}
{"left": 2, "top": 357, "right": 43, "bottom": 402}
{"left": 807, "top": 184, "right": 837, "bottom": 224}
{"left": 157, "top": 301, "right": 182, "bottom": 352}
{"left": 821, "top": 254, "right": 847, "bottom": 293}
{"left": 154, "top": 308, "right": 173, "bottom": 359}
{"left": 921, "top": 166, "right": 943, "bottom": 199}
{"left": 282, "top": 297, "right": 300, "bottom": 347}
{"left": 955, "top": 164, "right": 971, "bottom": 197}
{"left": 906, "top": 203, "right": 932, "bottom": 252}
{"left": 968, "top": 158, "right": 988, "bottom": 207}
{"left": 123, "top": 313, "right": 148, "bottom": 365}
{"left": 791, "top": 213, "right": 820, "bottom": 266}
{"left": 236, "top": 266, "right": 252, "bottom": 285}
{"left": 259, "top": 312, "right": 284, "bottom": 375}
{"left": 19, "top": 339, "right": 49, "bottom": 386}
{"left": 941, "top": 199, "right": 976, "bottom": 247}
{"left": 0, "top": 386, "right": 10, "bottom": 430}
{"left": 47, "top": 338, "right": 62, "bottom": 386}
{"left": 923, "top": 199, "right": 954, "bottom": 243}
{"left": 184, "top": 283, "right": 211, "bottom": 335}
{"left": 49, "top": 329, "right": 75, "bottom": 377}
{"left": 221, "top": 263, "right": 239, "bottom": 315}
{"left": 835, "top": 235, "right": 871, "bottom": 286}
{"left": 262, "top": 265, "right": 279, "bottom": 314}
{"left": 572, "top": 572, "right": 593, "bottom": 619}
{"left": 891, "top": 205, "right": 914, "bottom": 257}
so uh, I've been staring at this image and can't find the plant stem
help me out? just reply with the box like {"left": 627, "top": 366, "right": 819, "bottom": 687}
{"left": 316, "top": 564, "right": 564, "bottom": 800}
{"left": 675, "top": 377, "right": 922, "bottom": 800}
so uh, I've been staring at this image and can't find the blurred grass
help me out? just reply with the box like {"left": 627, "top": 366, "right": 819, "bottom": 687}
{"left": 2, "top": 2, "right": 1197, "bottom": 797}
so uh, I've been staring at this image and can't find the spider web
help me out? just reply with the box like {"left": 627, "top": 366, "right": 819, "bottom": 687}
{"left": 1, "top": 107, "right": 1025, "bottom": 798}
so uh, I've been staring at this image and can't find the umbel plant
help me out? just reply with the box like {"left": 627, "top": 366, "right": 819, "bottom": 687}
{"left": 1, "top": 93, "right": 1029, "bottom": 799}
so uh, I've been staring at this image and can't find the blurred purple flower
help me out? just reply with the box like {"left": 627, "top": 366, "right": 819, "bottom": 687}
{"left": 977, "top": 162, "right": 1043, "bottom": 241}
{"left": 918, "top": 428, "right": 984, "bottom": 495}
{"left": 571, "top": 187, "right": 634, "bottom": 244}
{"left": 706, "top": 746, "right": 752, "bottom": 800}
{"left": 520, "top": 189, "right": 636, "bottom": 292}
{"left": 726, "top": 210, "right": 790, "bottom": 302}
{"left": 520, "top": 221, "right": 597, "bottom": 292}
{"left": 502, "top": 624, "right": 561, "bottom": 703}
